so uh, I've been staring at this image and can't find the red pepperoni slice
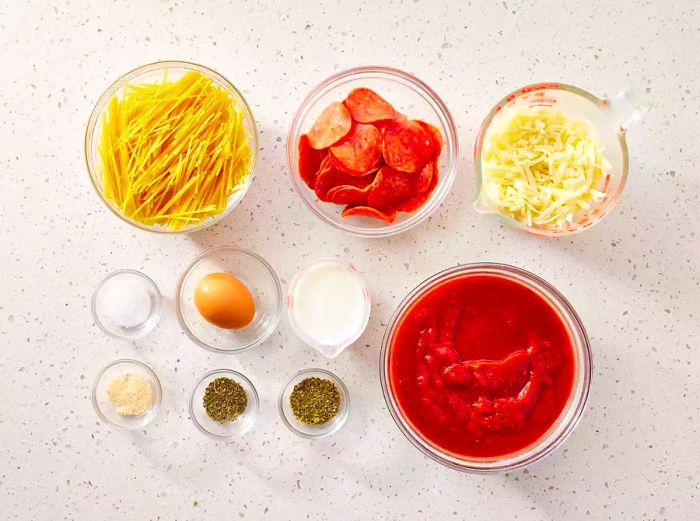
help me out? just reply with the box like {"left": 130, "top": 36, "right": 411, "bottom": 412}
{"left": 382, "top": 120, "right": 434, "bottom": 173}
{"left": 315, "top": 154, "right": 332, "bottom": 179}
{"left": 327, "top": 184, "right": 370, "bottom": 206}
{"left": 344, "top": 88, "right": 397, "bottom": 123}
{"left": 330, "top": 123, "right": 382, "bottom": 175}
{"left": 366, "top": 166, "right": 414, "bottom": 210}
{"left": 395, "top": 160, "right": 439, "bottom": 212}
{"left": 298, "top": 134, "right": 325, "bottom": 189}
{"left": 412, "top": 159, "right": 435, "bottom": 194}
{"left": 307, "top": 102, "right": 352, "bottom": 150}
{"left": 326, "top": 153, "right": 366, "bottom": 177}
{"left": 373, "top": 112, "right": 407, "bottom": 134}
{"left": 342, "top": 205, "right": 397, "bottom": 224}
{"left": 416, "top": 121, "right": 443, "bottom": 159}
{"left": 314, "top": 166, "right": 375, "bottom": 202}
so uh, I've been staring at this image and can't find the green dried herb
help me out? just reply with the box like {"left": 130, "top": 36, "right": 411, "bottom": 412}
{"left": 203, "top": 377, "right": 247, "bottom": 423}
{"left": 289, "top": 377, "right": 340, "bottom": 425}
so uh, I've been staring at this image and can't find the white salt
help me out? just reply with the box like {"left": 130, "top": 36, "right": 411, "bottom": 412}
{"left": 102, "top": 279, "right": 152, "bottom": 328}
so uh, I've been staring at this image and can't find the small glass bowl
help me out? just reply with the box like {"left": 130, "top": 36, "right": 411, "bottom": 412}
{"left": 286, "top": 258, "right": 371, "bottom": 358}
{"left": 278, "top": 368, "right": 350, "bottom": 438}
{"left": 91, "top": 269, "right": 161, "bottom": 340}
{"left": 287, "top": 66, "right": 458, "bottom": 238}
{"left": 189, "top": 369, "right": 259, "bottom": 438}
{"left": 84, "top": 60, "right": 258, "bottom": 234}
{"left": 92, "top": 359, "right": 162, "bottom": 430}
{"left": 380, "top": 263, "right": 592, "bottom": 473}
{"left": 176, "top": 247, "right": 283, "bottom": 354}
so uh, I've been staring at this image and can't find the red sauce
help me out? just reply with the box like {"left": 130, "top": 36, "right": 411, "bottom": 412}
{"left": 389, "top": 273, "right": 575, "bottom": 458}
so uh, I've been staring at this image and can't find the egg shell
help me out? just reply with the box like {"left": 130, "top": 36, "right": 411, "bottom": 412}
{"left": 194, "top": 272, "right": 255, "bottom": 329}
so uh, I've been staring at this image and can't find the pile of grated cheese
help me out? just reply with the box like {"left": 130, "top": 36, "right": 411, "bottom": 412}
{"left": 479, "top": 106, "right": 610, "bottom": 229}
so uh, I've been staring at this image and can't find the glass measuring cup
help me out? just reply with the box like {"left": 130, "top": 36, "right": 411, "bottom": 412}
{"left": 474, "top": 83, "right": 652, "bottom": 236}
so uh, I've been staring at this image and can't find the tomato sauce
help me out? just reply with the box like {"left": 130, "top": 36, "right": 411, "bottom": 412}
{"left": 389, "top": 273, "right": 575, "bottom": 458}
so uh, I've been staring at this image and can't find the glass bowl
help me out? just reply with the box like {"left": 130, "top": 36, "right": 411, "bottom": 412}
{"left": 189, "top": 369, "right": 259, "bottom": 438}
{"left": 287, "top": 66, "right": 458, "bottom": 238}
{"left": 91, "top": 269, "right": 162, "bottom": 340}
{"left": 380, "top": 263, "right": 592, "bottom": 473}
{"left": 278, "top": 368, "right": 350, "bottom": 438}
{"left": 84, "top": 60, "right": 258, "bottom": 234}
{"left": 92, "top": 359, "right": 162, "bottom": 430}
{"left": 286, "top": 257, "right": 371, "bottom": 358}
{"left": 474, "top": 83, "right": 650, "bottom": 237}
{"left": 176, "top": 247, "right": 283, "bottom": 353}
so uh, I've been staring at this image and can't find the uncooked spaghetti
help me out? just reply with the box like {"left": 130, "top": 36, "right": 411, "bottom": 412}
{"left": 98, "top": 70, "right": 252, "bottom": 230}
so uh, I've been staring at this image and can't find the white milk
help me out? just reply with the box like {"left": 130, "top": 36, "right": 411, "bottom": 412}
{"left": 290, "top": 260, "right": 369, "bottom": 357}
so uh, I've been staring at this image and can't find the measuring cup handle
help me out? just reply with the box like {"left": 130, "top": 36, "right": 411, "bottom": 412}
{"left": 605, "top": 88, "right": 653, "bottom": 132}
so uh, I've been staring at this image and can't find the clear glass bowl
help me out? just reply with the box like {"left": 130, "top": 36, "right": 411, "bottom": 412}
{"left": 287, "top": 66, "right": 458, "bottom": 238}
{"left": 92, "top": 359, "right": 162, "bottom": 430}
{"left": 380, "top": 263, "right": 592, "bottom": 473}
{"left": 176, "top": 247, "right": 283, "bottom": 353}
{"left": 84, "top": 60, "right": 258, "bottom": 234}
{"left": 474, "top": 82, "right": 649, "bottom": 237}
{"left": 286, "top": 258, "right": 371, "bottom": 358}
{"left": 278, "top": 368, "right": 350, "bottom": 438}
{"left": 91, "top": 269, "right": 161, "bottom": 340}
{"left": 189, "top": 369, "right": 259, "bottom": 438}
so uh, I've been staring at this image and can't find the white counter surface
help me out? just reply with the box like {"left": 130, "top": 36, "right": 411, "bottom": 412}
{"left": 1, "top": 1, "right": 698, "bottom": 519}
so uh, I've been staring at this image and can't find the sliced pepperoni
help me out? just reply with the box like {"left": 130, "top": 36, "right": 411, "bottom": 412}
{"left": 314, "top": 166, "right": 375, "bottom": 202}
{"left": 342, "top": 205, "right": 397, "bottom": 224}
{"left": 412, "top": 159, "right": 435, "bottom": 194}
{"left": 382, "top": 120, "right": 434, "bottom": 173}
{"left": 416, "top": 121, "right": 444, "bottom": 160}
{"left": 329, "top": 123, "right": 382, "bottom": 175}
{"left": 373, "top": 112, "right": 407, "bottom": 134}
{"left": 298, "top": 134, "right": 325, "bottom": 189}
{"left": 395, "top": 160, "right": 439, "bottom": 212}
{"left": 327, "top": 152, "right": 378, "bottom": 177}
{"left": 307, "top": 102, "right": 352, "bottom": 150}
{"left": 315, "top": 154, "right": 332, "bottom": 180}
{"left": 327, "top": 184, "right": 370, "bottom": 206}
{"left": 344, "top": 88, "right": 397, "bottom": 123}
{"left": 366, "top": 166, "right": 414, "bottom": 210}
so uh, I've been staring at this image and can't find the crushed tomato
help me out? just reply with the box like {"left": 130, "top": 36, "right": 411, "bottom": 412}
{"left": 389, "top": 273, "right": 575, "bottom": 458}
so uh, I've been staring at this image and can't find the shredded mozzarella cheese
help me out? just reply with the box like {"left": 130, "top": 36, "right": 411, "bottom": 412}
{"left": 480, "top": 106, "right": 610, "bottom": 229}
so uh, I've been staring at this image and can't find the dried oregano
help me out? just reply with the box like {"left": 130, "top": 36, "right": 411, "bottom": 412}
{"left": 289, "top": 377, "right": 340, "bottom": 425}
{"left": 203, "top": 377, "right": 247, "bottom": 423}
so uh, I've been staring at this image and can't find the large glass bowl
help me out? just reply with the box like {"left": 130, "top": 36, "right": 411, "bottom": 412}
{"left": 380, "top": 263, "right": 592, "bottom": 472}
{"left": 84, "top": 60, "right": 258, "bottom": 233}
{"left": 287, "top": 66, "right": 458, "bottom": 238}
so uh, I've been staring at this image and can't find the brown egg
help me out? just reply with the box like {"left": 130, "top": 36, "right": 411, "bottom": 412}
{"left": 194, "top": 272, "right": 255, "bottom": 329}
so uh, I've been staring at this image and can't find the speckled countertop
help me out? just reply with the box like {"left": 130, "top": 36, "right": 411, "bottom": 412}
{"left": 1, "top": 0, "right": 698, "bottom": 519}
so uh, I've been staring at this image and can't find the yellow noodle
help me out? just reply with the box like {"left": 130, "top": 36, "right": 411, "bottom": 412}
{"left": 98, "top": 70, "right": 252, "bottom": 230}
